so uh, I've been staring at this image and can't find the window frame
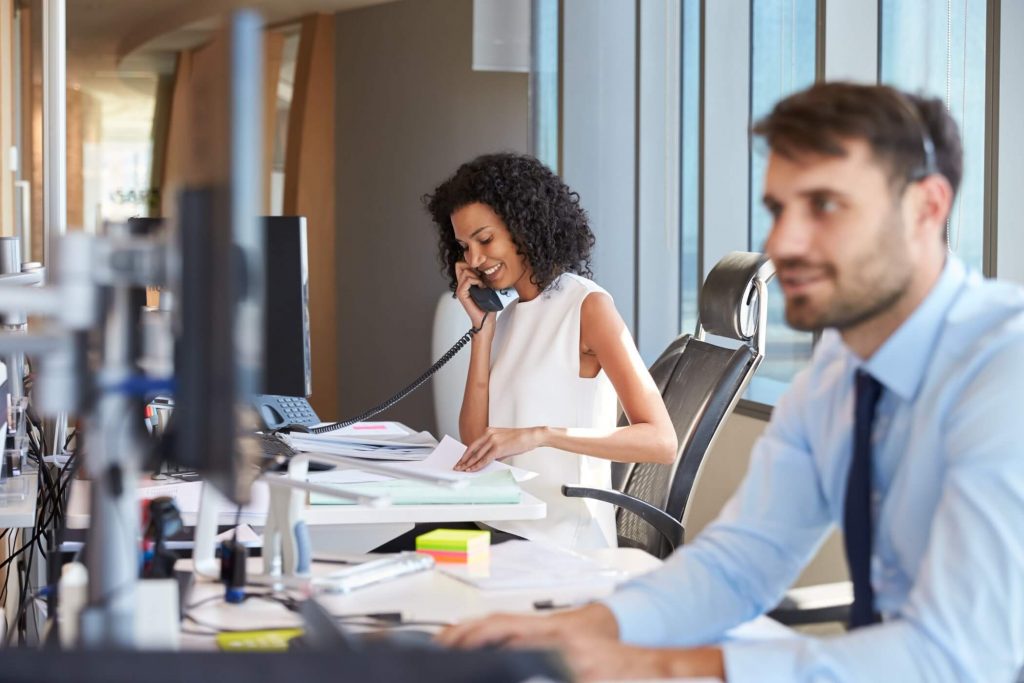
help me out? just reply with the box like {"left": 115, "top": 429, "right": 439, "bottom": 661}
{"left": 554, "top": 0, "right": 1014, "bottom": 421}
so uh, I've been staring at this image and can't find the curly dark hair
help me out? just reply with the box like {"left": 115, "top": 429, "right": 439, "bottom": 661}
{"left": 424, "top": 153, "right": 595, "bottom": 294}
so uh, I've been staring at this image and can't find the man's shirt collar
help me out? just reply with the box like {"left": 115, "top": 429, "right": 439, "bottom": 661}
{"left": 856, "top": 257, "right": 966, "bottom": 401}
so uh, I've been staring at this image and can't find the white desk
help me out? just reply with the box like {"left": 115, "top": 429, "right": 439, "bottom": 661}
{"left": 65, "top": 477, "right": 547, "bottom": 553}
{"left": 179, "top": 547, "right": 790, "bottom": 683}
{"left": 180, "top": 547, "right": 662, "bottom": 650}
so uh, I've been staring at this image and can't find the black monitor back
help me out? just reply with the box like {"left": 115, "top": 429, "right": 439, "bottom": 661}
{"left": 0, "top": 649, "right": 569, "bottom": 683}
{"left": 262, "top": 216, "right": 311, "bottom": 398}
{"left": 175, "top": 189, "right": 240, "bottom": 499}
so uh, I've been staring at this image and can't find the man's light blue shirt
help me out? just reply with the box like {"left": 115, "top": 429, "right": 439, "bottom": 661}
{"left": 603, "top": 257, "right": 1024, "bottom": 682}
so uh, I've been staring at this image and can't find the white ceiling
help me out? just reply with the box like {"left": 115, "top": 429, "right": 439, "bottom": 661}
{"left": 63, "top": 0, "right": 398, "bottom": 141}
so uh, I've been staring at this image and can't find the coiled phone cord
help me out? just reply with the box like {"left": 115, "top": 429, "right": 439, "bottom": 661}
{"left": 307, "top": 312, "right": 490, "bottom": 435}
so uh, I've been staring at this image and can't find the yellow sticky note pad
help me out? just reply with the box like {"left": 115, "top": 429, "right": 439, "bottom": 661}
{"left": 216, "top": 628, "right": 304, "bottom": 652}
{"left": 416, "top": 528, "right": 490, "bottom": 563}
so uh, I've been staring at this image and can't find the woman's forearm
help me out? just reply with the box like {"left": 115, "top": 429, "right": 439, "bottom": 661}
{"left": 458, "top": 325, "right": 494, "bottom": 444}
{"left": 539, "top": 423, "right": 676, "bottom": 464}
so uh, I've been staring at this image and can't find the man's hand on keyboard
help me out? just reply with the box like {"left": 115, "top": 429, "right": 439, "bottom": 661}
{"left": 523, "top": 632, "right": 724, "bottom": 682}
{"left": 435, "top": 602, "right": 617, "bottom": 649}
{"left": 437, "top": 603, "right": 724, "bottom": 682}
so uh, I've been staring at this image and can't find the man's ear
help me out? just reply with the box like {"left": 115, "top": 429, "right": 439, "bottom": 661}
{"left": 915, "top": 174, "right": 954, "bottom": 240}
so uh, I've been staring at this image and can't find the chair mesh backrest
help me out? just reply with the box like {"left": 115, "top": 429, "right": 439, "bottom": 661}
{"left": 615, "top": 337, "right": 756, "bottom": 555}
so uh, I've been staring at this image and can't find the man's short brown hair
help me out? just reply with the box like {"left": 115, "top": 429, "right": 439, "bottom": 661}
{"left": 752, "top": 82, "right": 963, "bottom": 199}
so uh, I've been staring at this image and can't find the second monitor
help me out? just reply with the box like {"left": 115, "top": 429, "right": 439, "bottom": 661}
{"left": 263, "top": 215, "right": 312, "bottom": 400}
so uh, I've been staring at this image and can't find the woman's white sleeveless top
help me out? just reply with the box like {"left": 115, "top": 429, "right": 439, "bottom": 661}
{"left": 486, "top": 273, "right": 618, "bottom": 549}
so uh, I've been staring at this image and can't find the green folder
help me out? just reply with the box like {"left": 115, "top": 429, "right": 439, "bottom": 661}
{"left": 309, "top": 470, "right": 522, "bottom": 505}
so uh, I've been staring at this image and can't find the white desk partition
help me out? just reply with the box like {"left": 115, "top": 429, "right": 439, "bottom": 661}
{"left": 0, "top": 474, "right": 38, "bottom": 528}
{"left": 65, "top": 477, "right": 546, "bottom": 557}
{"left": 66, "top": 478, "right": 545, "bottom": 528}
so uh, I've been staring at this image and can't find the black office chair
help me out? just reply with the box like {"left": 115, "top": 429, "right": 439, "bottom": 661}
{"left": 562, "top": 252, "right": 775, "bottom": 558}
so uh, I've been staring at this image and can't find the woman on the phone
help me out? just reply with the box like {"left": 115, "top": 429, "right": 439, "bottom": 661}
{"left": 425, "top": 153, "right": 677, "bottom": 549}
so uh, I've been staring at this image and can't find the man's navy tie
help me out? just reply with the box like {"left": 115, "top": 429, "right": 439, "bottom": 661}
{"left": 844, "top": 369, "right": 884, "bottom": 628}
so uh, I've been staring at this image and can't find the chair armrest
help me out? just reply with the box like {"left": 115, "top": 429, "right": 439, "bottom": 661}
{"left": 561, "top": 484, "right": 685, "bottom": 551}
{"left": 768, "top": 581, "right": 853, "bottom": 627}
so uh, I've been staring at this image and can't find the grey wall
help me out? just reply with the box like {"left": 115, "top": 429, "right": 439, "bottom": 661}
{"left": 334, "top": 0, "right": 528, "bottom": 431}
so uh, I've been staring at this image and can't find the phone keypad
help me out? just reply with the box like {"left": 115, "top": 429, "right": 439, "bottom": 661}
{"left": 270, "top": 396, "right": 318, "bottom": 425}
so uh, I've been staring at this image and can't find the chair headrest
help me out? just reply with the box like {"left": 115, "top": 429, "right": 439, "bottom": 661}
{"left": 698, "top": 252, "right": 775, "bottom": 341}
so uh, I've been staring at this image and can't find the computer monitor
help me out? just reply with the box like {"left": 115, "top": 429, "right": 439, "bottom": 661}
{"left": 175, "top": 187, "right": 254, "bottom": 503}
{"left": 262, "top": 216, "right": 311, "bottom": 398}
{"left": 172, "top": 12, "right": 264, "bottom": 504}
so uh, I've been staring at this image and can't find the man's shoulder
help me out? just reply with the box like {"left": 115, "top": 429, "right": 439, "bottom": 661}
{"left": 944, "top": 272, "right": 1024, "bottom": 352}
{"left": 923, "top": 273, "right": 1024, "bottom": 408}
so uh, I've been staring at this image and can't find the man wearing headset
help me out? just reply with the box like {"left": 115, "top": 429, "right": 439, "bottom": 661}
{"left": 439, "top": 82, "right": 1024, "bottom": 682}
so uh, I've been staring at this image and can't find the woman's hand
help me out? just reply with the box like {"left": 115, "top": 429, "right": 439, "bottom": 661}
{"left": 454, "top": 427, "right": 546, "bottom": 471}
{"left": 454, "top": 261, "right": 493, "bottom": 331}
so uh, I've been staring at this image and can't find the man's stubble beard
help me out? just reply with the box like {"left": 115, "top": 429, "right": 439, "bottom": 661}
{"left": 782, "top": 210, "right": 913, "bottom": 334}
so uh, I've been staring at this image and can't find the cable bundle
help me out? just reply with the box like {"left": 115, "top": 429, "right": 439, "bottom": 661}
{"left": 1, "top": 366, "right": 79, "bottom": 646}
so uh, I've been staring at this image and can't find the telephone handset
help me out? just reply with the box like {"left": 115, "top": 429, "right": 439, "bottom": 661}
{"left": 255, "top": 394, "right": 320, "bottom": 431}
{"left": 468, "top": 285, "right": 504, "bottom": 313}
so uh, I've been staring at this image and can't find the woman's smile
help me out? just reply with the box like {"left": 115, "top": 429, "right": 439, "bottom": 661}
{"left": 481, "top": 262, "right": 503, "bottom": 280}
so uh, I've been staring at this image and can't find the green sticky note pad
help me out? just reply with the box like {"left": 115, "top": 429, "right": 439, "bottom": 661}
{"left": 415, "top": 528, "right": 491, "bottom": 553}
{"left": 216, "top": 628, "right": 304, "bottom": 652}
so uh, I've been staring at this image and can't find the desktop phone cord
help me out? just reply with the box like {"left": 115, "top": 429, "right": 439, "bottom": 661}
{"left": 306, "top": 312, "right": 490, "bottom": 435}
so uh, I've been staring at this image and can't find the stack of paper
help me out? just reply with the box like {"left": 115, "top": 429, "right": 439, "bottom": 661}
{"left": 305, "top": 436, "right": 538, "bottom": 505}
{"left": 437, "top": 540, "right": 629, "bottom": 591}
{"left": 389, "top": 435, "right": 537, "bottom": 483}
{"left": 283, "top": 421, "right": 437, "bottom": 461}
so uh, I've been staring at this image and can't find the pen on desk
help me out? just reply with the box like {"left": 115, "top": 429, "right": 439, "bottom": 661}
{"left": 311, "top": 557, "right": 361, "bottom": 565}
{"left": 532, "top": 599, "right": 587, "bottom": 611}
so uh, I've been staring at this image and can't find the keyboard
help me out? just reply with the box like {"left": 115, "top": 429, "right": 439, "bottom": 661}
{"left": 313, "top": 552, "right": 435, "bottom": 594}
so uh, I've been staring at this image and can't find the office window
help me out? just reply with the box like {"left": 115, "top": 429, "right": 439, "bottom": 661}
{"left": 994, "top": 1, "right": 1024, "bottom": 284}
{"left": 557, "top": 0, "right": 1012, "bottom": 414}
{"left": 880, "top": 0, "right": 987, "bottom": 271}
{"left": 748, "top": 0, "right": 817, "bottom": 393}
{"left": 679, "top": 0, "right": 700, "bottom": 335}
